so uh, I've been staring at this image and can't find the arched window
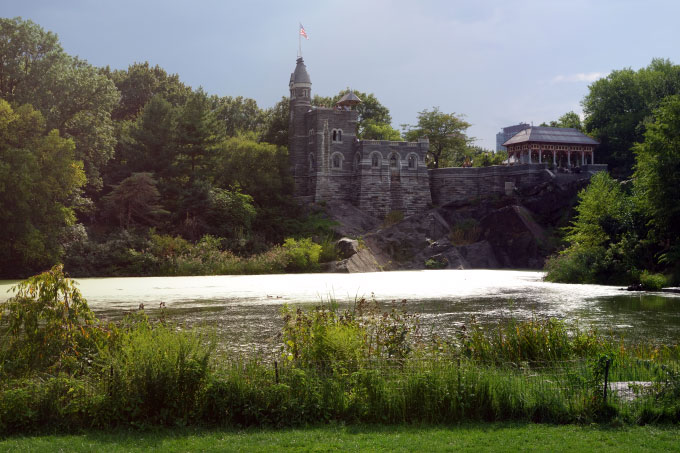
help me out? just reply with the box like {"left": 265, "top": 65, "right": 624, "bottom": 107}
{"left": 372, "top": 154, "right": 380, "bottom": 168}
{"left": 408, "top": 155, "right": 417, "bottom": 169}
{"left": 309, "top": 154, "right": 315, "bottom": 171}
{"left": 308, "top": 129, "right": 314, "bottom": 144}
{"left": 390, "top": 155, "right": 398, "bottom": 168}
{"left": 332, "top": 130, "right": 337, "bottom": 142}
{"left": 332, "top": 154, "right": 341, "bottom": 168}
{"left": 338, "top": 130, "right": 342, "bottom": 142}
{"left": 354, "top": 153, "right": 361, "bottom": 170}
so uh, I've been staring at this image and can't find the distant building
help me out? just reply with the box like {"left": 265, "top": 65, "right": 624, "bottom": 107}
{"left": 496, "top": 123, "right": 530, "bottom": 151}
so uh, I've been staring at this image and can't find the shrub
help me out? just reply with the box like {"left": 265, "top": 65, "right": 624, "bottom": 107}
{"left": 639, "top": 270, "right": 668, "bottom": 290}
{"left": 425, "top": 256, "right": 448, "bottom": 269}
{"left": 318, "top": 235, "right": 339, "bottom": 263}
{"left": 449, "top": 219, "right": 481, "bottom": 245}
{"left": 544, "top": 244, "right": 604, "bottom": 283}
{"left": 282, "top": 237, "right": 321, "bottom": 272}
{"left": 0, "top": 265, "right": 106, "bottom": 377}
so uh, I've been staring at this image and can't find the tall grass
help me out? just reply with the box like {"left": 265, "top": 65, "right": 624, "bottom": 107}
{"left": 1, "top": 269, "right": 679, "bottom": 432}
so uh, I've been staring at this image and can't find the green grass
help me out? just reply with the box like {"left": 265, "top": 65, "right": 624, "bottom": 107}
{"left": 1, "top": 423, "right": 679, "bottom": 452}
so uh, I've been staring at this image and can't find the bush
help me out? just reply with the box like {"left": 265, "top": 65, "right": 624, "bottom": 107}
{"left": 318, "top": 235, "right": 339, "bottom": 263}
{"left": 449, "top": 219, "right": 481, "bottom": 246}
{"left": 425, "top": 256, "right": 448, "bottom": 269}
{"left": 544, "top": 244, "right": 604, "bottom": 283}
{"left": 0, "top": 265, "right": 106, "bottom": 377}
{"left": 639, "top": 270, "right": 668, "bottom": 290}
{"left": 282, "top": 237, "right": 322, "bottom": 272}
{"left": 383, "top": 210, "right": 404, "bottom": 227}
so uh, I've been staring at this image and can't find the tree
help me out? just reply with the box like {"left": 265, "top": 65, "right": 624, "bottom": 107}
{"left": 633, "top": 94, "right": 680, "bottom": 269}
{"left": 212, "top": 135, "right": 291, "bottom": 206}
{"left": 174, "top": 89, "right": 223, "bottom": 179}
{"left": 313, "top": 89, "right": 393, "bottom": 138}
{"left": 102, "top": 172, "right": 168, "bottom": 229}
{"left": 212, "top": 95, "right": 264, "bottom": 137}
{"left": 541, "top": 111, "right": 582, "bottom": 130}
{"left": 107, "top": 61, "right": 191, "bottom": 121}
{"left": 0, "top": 18, "right": 119, "bottom": 195}
{"left": 361, "top": 120, "right": 402, "bottom": 141}
{"left": 117, "top": 95, "right": 178, "bottom": 177}
{"left": 466, "top": 146, "right": 507, "bottom": 167}
{"left": 0, "top": 99, "right": 86, "bottom": 277}
{"left": 206, "top": 187, "right": 257, "bottom": 243}
{"left": 260, "top": 97, "right": 289, "bottom": 147}
{"left": 582, "top": 58, "right": 680, "bottom": 177}
{"left": 403, "top": 107, "right": 472, "bottom": 168}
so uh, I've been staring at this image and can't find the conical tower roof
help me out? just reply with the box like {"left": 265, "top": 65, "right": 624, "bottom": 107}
{"left": 291, "top": 57, "right": 311, "bottom": 84}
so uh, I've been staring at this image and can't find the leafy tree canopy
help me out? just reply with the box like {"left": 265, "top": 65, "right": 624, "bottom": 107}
{"left": 540, "top": 111, "right": 583, "bottom": 130}
{"left": 260, "top": 96, "right": 289, "bottom": 147}
{"left": 633, "top": 94, "right": 680, "bottom": 268}
{"left": 212, "top": 95, "right": 264, "bottom": 137}
{"left": 106, "top": 61, "right": 191, "bottom": 121}
{"left": 402, "top": 107, "right": 472, "bottom": 168}
{"left": 313, "top": 89, "right": 392, "bottom": 138}
{"left": 102, "top": 172, "right": 168, "bottom": 229}
{"left": 582, "top": 58, "right": 680, "bottom": 177}
{"left": 0, "top": 17, "right": 118, "bottom": 194}
{"left": 0, "top": 99, "right": 85, "bottom": 277}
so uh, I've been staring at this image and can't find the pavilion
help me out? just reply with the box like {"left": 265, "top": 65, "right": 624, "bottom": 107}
{"left": 503, "top": 126, "right": 599, "bottom": 168}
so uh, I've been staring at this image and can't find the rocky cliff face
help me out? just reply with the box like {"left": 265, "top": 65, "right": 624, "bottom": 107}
{"left": 325, "top": 178, "right": 590, "bottom": 272}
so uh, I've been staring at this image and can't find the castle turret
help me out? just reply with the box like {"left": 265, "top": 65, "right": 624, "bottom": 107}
{"left": 289, "top": 57, "right": 313, "bottom": 196}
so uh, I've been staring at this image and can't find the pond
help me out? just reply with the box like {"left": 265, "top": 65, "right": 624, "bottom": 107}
{"left": 1, "top": 270, "right": 678, "bottom": 356}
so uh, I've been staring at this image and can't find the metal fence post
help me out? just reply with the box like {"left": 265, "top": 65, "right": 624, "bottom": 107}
{"left": 603, "top": 358, "right": 611, "bottom": 403}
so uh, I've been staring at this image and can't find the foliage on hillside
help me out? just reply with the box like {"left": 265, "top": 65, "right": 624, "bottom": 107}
{"left": 0, "top": 18, "right": 339, "bottom": 277}
{"left": 546, "top": 95, "right": 680, "bottom": 286}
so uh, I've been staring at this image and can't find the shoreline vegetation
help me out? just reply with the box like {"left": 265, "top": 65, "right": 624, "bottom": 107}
{"left": 0, "top": 267, "right": 678, "bottom": 435}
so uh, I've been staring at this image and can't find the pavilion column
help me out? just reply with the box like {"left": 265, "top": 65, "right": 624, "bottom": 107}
{"left": 539, "top": 148, "right": 542, "bottom": 163}
{"left": 552, "top": 150, "right": 556, "bottom": 166}
{"left": 581, "top": 151, "right": 585, "bottom": 165}
{"left": 591, "top": 151, "right": 594, "bottom": 164}
{"left": 567, "top": 151, "right": 571, "bottom": 166}
{"left": 528, "top": 149, "right": 532, "bottom": 164}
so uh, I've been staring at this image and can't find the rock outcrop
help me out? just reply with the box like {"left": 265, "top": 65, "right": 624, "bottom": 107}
{"left": 321, "top": 177, "right": 590, "bottom": 272}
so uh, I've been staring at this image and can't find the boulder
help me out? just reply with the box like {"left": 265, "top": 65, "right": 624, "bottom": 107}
{"left": 336, "top": 237, "right": 359, "bottom": 259}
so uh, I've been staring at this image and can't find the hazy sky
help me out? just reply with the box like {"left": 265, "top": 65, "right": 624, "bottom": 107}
{"left": 5, "top": 0, "right": 680, "bottom": 149}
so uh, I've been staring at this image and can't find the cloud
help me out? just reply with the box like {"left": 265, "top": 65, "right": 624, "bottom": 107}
{"left": 551, "top": 72, "right": 607, "bottom": 84}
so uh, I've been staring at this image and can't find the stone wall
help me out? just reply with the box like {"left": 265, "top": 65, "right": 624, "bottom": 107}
{"left": 428, "top": 164, "right": 553, "bottom": 206}
{"left": 355, "top": 140, "right": 431, "bottom": 218}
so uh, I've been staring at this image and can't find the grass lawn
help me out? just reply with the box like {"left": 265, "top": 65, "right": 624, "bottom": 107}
{"left": 1, "top": 423, "right": 679, "bottom": 452}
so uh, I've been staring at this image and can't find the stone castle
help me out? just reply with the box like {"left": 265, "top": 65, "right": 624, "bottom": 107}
{"left": 288, "top": 57, "right": 431, "bottom": 218}
{"left": 288, "top": 57, "right": 606, "bottom": 218}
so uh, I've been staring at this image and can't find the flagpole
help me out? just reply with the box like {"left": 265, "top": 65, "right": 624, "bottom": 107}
{"left": 298, "top": 24, "right": 302, "bottom": 58}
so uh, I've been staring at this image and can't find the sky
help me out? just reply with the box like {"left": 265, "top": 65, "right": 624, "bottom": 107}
{"left": 5, "top": 0, "right": 680, "bottom": 149}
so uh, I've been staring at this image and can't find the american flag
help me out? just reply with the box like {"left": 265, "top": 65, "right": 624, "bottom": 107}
{"left": 299, "top": 23, "right": 308, "bottom": 40}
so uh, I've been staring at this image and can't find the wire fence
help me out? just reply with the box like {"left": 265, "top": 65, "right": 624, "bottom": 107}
{"left": 260, "top": 355, "right": 680, "bottom": 412}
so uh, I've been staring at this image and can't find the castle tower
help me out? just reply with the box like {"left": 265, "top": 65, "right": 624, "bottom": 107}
{"left": 289, "top": 57, "right": 312, "bottom": 197}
